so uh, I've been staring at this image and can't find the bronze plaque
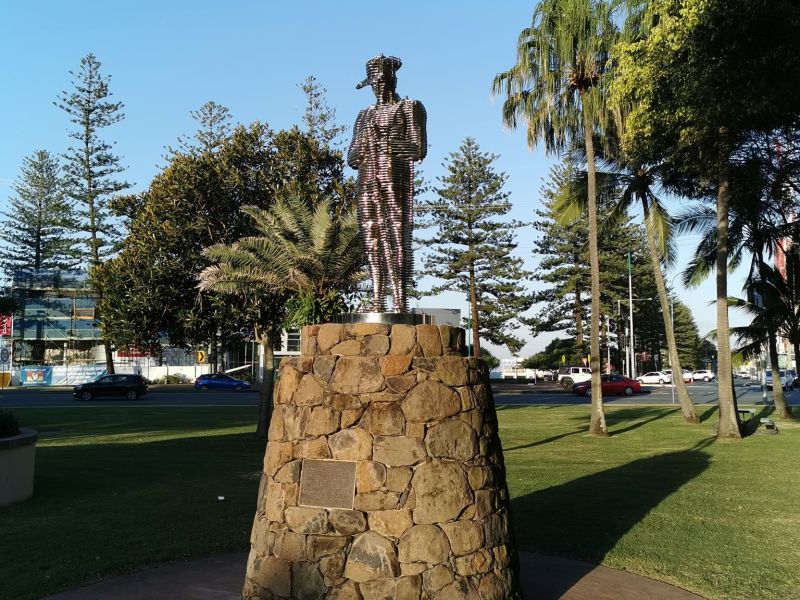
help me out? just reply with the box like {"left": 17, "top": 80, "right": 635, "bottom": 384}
{"left": 299, "top": 459, "right": 357, "bottom": 509}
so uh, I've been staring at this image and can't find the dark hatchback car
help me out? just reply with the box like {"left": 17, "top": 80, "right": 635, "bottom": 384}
{"left": 194, "top": 373, "right": 251, "bottom": 391}
{"left": 73, "top": 374, "right": 149, "bottom": 401}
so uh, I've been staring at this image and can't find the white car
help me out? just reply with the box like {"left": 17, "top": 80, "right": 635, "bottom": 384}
{"left": 557, "top": 366, "right": 592, "bottom": 388}
{"left": 664, "top": 369, "right": 693, "bottom": 383}
{"left": 765, "top": 369, "right": 795, "bottom": 391}
{"left": 638, "top": 371, "right": 672, "bottom": 385}
{"left": 692, "top": 370, "right": 716, "bottom": 382}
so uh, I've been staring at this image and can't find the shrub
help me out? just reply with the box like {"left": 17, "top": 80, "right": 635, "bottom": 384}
{"left": 0, "top": 410, "right": 20, "bottom": 437}
{"left": 152, "top": 373, "right": 190, "bottom": 385}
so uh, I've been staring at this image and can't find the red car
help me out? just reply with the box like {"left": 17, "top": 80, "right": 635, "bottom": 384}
{"left": 572, "top": 374, "right": 641, "bottom": 396}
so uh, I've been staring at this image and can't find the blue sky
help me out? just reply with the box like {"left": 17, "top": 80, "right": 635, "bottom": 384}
{"left": 0, "top": 1, "right": 745, "bottom": 358}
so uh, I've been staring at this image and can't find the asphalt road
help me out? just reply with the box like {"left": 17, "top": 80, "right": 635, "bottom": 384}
{"left": 0, "top": 379, "right": 795, "bottom": 409}
{"left": 492, "top": 379, "right": 800, "bottom": 406}
{"left": 0, "top": 384, "right": 259, "bottom": 408}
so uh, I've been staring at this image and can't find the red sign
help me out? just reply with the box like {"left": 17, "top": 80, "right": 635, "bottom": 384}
{"left": 0, "top": 315, "right": 11, "bottom": 337}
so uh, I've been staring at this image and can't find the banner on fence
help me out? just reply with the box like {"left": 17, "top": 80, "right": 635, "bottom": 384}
{"left": 21, "top": 365, "right": 107, "bottom": 386}
{"left": 21, "top": 366, "right": 53, "bottom": 385}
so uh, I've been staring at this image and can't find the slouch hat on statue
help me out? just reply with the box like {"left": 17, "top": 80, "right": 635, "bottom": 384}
{"left": 356, "top": 54, "right": 402, "bottom": 89}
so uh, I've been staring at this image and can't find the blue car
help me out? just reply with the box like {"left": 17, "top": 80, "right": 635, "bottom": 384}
{"left": 194, "top": 373, "right": 251, "bottom": 391}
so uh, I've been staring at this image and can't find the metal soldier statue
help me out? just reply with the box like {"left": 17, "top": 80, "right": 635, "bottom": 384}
{"left": 348, "top": 55, "right": 427, "bottom": 313}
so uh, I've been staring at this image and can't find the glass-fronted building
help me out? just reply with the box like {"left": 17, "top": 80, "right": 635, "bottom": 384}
{"left": 11, "top": 270, "right": 103, "bottom": 366}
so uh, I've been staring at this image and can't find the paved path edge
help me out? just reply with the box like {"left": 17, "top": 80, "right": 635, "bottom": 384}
{"left": 42, "top": 551, "right": 706, "bottom": 600}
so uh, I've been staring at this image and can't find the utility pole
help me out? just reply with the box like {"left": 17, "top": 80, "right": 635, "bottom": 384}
{"left": 628, "top": 251, "right": 635, "bottom": 379}
{"left": 670, "top": 296, "right": 676, "bottom": 404}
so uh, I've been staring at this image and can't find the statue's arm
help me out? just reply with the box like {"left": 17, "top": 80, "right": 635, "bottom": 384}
{"left": 406, "top": 100, "right": 427, "bottom": 161}
{"left": 347, "top": 110, "right": 368, "bottom": 169}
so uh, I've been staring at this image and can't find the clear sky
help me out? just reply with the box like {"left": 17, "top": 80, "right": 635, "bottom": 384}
{"left": 0, "top": 0, "right": 746, "bottom": 358}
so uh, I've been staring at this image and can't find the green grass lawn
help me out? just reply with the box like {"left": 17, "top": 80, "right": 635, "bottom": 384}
{"left": 1, "top": 407, "right": 266, "bottom": 600}
{"left": 2, "top": 404, "right": 799, "bottom": 600}
{"left": 502, "top": 404, "right": 800, "bottom": 600}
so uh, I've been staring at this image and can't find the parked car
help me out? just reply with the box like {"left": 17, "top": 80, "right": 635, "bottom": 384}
{"left": 637, "top": 371, "right": 672, "bottom": 385}
{"left": 73, "top": 374, "right": 149, "bottom": 401}
{"left": 664, "top": 369, "right": 693, "bottom": 383}
{"left": 572, "top": 374, "right": 641, "bottom": 397}
{"left": 534, "top": 369, "right": 556, "bottom": 381}
{"left": 788, "top": 370, "right": 798, "bottom": 389}
{"left": 692, "top": 370, "right": 716, "bottom": 382}
{"left": 194, "top": 373, "right": 251, "bottom": 391}
{"left": 558, "top": 366, "right": 592, "bottom": 388}
{"left": 764, "top": 369, "right": 794, "bottom": 391}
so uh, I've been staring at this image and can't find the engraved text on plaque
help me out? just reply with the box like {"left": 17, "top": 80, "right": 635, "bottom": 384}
{"left": 298, "top": 459, "right": 357, "bottom": 509}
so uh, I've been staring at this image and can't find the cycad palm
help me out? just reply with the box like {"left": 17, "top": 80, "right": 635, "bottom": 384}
{"left": 199, "top": 194, "right": 366, "bottom": 317}
{"left": 198, "top": 194, "right": 364, "bottom": 438}
{"left": 493, "top": 0, "right": 621, "bottom": 436}
{"left": 729, "top": 258, "right": 800, "bottom": 419}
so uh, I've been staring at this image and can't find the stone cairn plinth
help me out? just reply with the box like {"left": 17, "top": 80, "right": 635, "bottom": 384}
{"left": 243, "top": 323, "right": 521, "bottom": 600}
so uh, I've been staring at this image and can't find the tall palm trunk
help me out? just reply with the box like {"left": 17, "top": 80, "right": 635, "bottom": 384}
{"left": 641, "top": 200, "right": 699, "bottom": 423}
{"left": 754, "top": 249, "right": 793, "bottom": 419}
{"left": 255, "top": 330, "right": 275, "bottom": 439}
{"left": 768, "top": 332, "right": 791, "bottom": 418}
{"left": 715, "top": 171, "right": 741, "bottom": 439}
{"left": 583, "top": 103, "right": 608, "bottom": 437}
{"left": 574, "top": 288, "right": 584, "bottom": 361}
{"left": 793, "top": 339, "right": 800, "bottom": 404}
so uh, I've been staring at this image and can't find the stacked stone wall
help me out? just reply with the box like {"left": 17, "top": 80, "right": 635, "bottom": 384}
{"left": 243, "top": 323, "right": 521, "bottom": 600}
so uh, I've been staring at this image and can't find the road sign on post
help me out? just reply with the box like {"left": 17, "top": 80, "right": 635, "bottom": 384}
{"left": 0, "top": 315, "right": 12, "bottom": 337}
{"left": 197, "top": 350, "right": 206, "bottom": 364}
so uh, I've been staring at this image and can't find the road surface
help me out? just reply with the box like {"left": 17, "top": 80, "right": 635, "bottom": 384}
{"left": 0, "top": 380, "right": 794, "bottom": 409}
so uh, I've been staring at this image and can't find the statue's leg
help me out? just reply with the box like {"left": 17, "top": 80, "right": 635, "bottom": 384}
{"left": 365, "top": 221, "right": 386, "bottom": 313}
{"left": 385, "top": 167, "right": 413, "bottom": 313}
{"left": 382, "top": 173, "right": 405, "bottom": 313}
{"left": 360, "top": 189, "right": 386, "bottom": 313}
{"left": 400, "top": 164, "right": 415, "bottom": 313}
{"left": 374, "top": 178, "right": 398, "bottom": 313}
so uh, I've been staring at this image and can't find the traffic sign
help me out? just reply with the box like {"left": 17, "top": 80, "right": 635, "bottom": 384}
{"left": 0, "top": 315, "right": 11, "bottom": 337}
{"left": 0, "top": 348, "right": 9, "bottom": 364}
{"left": 197, "top": 350, "right": 206, "bottom": 364}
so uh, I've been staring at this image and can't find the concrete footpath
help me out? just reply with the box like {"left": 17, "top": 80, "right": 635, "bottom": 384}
{"left": 44, "top": 552, "right": 705, "bottom": 600}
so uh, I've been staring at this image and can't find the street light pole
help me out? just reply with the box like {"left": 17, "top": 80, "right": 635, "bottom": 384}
{"left": 628, "top": 251, "right": 635, "bottom": 378}
{"left": 617, "top": 295, "right": 651, "bottom": 380}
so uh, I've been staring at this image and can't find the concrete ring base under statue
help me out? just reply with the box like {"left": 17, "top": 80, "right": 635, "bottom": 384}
{"left": 332, "top": 312, "right": 432, "bottom": 325}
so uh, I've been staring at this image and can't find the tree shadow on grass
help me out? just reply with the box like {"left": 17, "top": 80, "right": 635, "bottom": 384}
{"left": 511, "top": 449, "right": 711, "bottom": 598}
{"left": 2, "top": 432, "right": 264, "bottom": 600}
{"left": 503, "top": 408, "right": 681, "bottom": 452}
{"left": 698, "top": 406, "right": 718, "bottom": 423}
{"left": 606, "top": 407, "right": 679, "bottom": 436}
{"left": 503, "top": 428, "right": 587, "bottom": 452}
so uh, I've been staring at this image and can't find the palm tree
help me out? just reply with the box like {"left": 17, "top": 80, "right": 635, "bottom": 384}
{"left": 556, "top": 133, "right": 700, "bottom": 423}
{"left": 676, "top": 158, "right": 796, "bottom": 424}
{"left": 200, "top": 194, "right": 365, "bottom": 302}
{"left": 729, "top": 258, "right": 799, "bottom": 419}
{"left": 198, "top": 193, "right": 365, "bottom": 435}
{"left": 493, "top": 0, "right": 621, "bottom": 436}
